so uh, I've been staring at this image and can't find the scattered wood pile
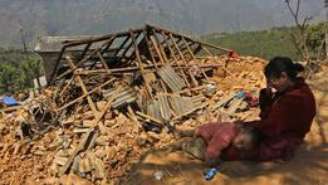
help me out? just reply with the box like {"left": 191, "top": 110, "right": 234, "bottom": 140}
{"left": 0, "top": 25, "right": 267, "bottom": 185}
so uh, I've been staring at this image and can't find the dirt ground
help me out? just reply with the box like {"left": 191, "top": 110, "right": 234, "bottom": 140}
{"left": 124, "top": 68, "right": 328, "bottom": 185}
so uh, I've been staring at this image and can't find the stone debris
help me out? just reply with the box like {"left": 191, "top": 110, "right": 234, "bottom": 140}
{"left": 0, "top": 25, "right": 268, "bottom": 185}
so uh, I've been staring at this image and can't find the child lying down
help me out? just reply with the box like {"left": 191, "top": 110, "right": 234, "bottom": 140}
{"left": 179, "top": 122, "right": 259, "bottom": 166}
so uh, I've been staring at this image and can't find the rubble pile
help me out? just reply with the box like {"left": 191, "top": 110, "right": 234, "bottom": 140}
{"left": 0, "top": 25, "right": 267, "bottom": 185}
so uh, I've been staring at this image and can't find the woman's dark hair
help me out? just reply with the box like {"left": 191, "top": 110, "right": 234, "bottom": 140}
{"left": 264, "top": 57, "right": 305, "bottom": 80}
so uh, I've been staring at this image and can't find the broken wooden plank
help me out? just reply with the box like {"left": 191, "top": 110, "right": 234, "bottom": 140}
{"left": 136, "top": 111, "right": 164, "bottom": 126}
{"left": 56, "top": 78, "right": 115, "bottom": 112}
{"left": 210, "top": 92, "right": 236, "bottom": 111}
{"left": 59, "top": 129, "right": 96, "bottom": 175}
{"left": 66, "top": 56, "right": 99, "bottom": 116}
{"left": 130, "top": 30, "right": 153, "bottom": 98}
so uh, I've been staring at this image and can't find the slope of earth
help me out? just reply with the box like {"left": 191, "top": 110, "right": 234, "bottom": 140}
{"left": 124, "top": 62, "right": 328, "bottom": 185}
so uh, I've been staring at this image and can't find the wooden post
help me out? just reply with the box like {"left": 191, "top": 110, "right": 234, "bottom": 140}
{"left": 148, "top": 24, "right": 231, "bottom": 52}
{"left": 101, "top": 37, "right": 115, "bottom": 55}
{"left": 160, "top": 32, "right": 191, "bottom": 88}
{"left": 169, "top": 34, "right": 199, "bottom": 86}
{"left": 182, "top": 38, "right": 196, "bottom": 59}
{"left": 150, "top": 35, "right": 165, "bottom": 64}
{"left": 169, "top": 37, "right": 182, "bottom": 60}
{"left": 66, "top": 56, "right": 99, "bottom": 116}
{"left": 79, "top": 42, "right": 92, "bottom": 61}
{"left": 97, "top": 51, "right": 109, "bottom": 69}
{"left": 56, "top": 37, "right": 115, "bottom": 80}
{"left": 130, "top": 31, "right": 153, "bottom": 98}
{"left": 60, "top": 129, "right": 96, "bottom": 175}
{"left": 145, "top": 33, "right": 159, "bottom": 70}
{"left": 114, "top": 36, "right": 130, "bottom": 56}
{"left": 169, "top": 33, "right": 188, "bottom": 64}
{"left": 182, "top": 38, "right": 209, "bottom": 80}
{"left": 120, "top": 39, "right": 134, "bottom": 57}
{"left": 202, "top": 45, "right": 214, "bottom": 57}
{"left": 56, "top": 78, "right": 115, "bottom": 112}
{"left": 152, "top": 31, "right": 170, "bottom": 63}
{"left": 59, "top": 77, "right": 74, "bottom": 97}
{"left": 160, "top": 31, "right": 178, "bottom": 63}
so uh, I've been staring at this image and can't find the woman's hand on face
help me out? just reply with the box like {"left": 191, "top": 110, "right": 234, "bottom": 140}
{"left": 265, "top": 83, "right": 277, "bottom": 98}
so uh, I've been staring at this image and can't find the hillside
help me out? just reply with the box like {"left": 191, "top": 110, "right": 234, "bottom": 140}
{"left": 204, "top": 23, "right": 328, "bottom": 60}
{"left": 204, "top": 28, "right": 298, "bottom": 60}
{"left": 0, "top": 0, "right": 325, "bottom": 48}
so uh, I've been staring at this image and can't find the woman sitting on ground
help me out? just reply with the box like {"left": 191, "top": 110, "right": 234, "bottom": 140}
{"left": 225, "top": 56, "right": 316, "bottom": 161}
{"left": 184, "top": 56, "right": 316, "bottom": 163}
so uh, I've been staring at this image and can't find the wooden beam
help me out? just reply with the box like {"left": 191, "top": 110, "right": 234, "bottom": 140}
{"left": 60, "top": 129, "right": 96, "bottom": 175}
{"left": 97, "top": 51, "right": 109, "bottom": 69}
{"left": 49, "top": 46, "right": 67, "bottom": 84}
{"left": 114, "top": 36, "right": 130, "bottom": 56}
{"left": 201, "top": 45, "right": 213, "bottom": 56}
{"left": 149, "top": 35, "right": 165, "bottom": 64}
{"left": 182, "top": 38, "right": 209, "bottom": 80}
{"left": 120, "top": 33, "right": 142, "bottom": 58}
{"left": 100, "top": 37, "right": 116, "bottom": 55}
{"left": 66, "top": 56, "right": 99, "bottom": 116}
{"left": 160, "top": 31, "right": 178, "bottom": 63}
{"left": 56, "top": 37, "right": 115, "bottom": 81}
{"left": 169, "top": 33, "right": 188, "bottom": 64}
{"left": 56, "top": 78, "right": 115, "bottom": 112}
{"left": 169, "top": 33, "right": 199, "bottom": 86}
{"left": 136, "top": 111, "right": 164, "bottom": 126}
{"left": 130, "top": 30, "right": 153, "bottom": 98}
{"left": 151, "top": 31, "right": 169, "bottom": 63}
{"left": 147, "top": 24, "right": 231, "bottom": 52}
{"left": 182, "top": 38, "right": 195, "bottom": 59}
{"left": 79, "top": 42, "right": 92, "bottom": 61}
{"left": 63, "top": 28, "right": 143, "bottom": 46}
{"left": 160, "top": 31, "right": 191, "bottom": 88}
{"left": 145, "top": 33, "right": 159, "bottom": 70}
{"left": 75, "top": 63, "right": 221, "bottom": 75}
{"left": 59, "top": 77, "right": 74, "bottom": 97}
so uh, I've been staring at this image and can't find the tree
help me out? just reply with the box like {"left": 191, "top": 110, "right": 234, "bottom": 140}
{"left": 284, "top": 0, "right": 312, "bottom": 62}
{"left": 20, "top": 56, "right": 43, "bottom": 89}
{"left": 0, "top": 64, "right": 20, "bottom": 93}
{"left": 0, "top": 49, "right": 44, "bottom": 94}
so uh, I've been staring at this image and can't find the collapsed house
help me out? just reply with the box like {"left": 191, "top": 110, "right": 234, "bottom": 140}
{"left": 0, "top": 25, "right": 267, "bottom": 184}
{"left": 35, "top": 25, "right": 231, "bottom": 129}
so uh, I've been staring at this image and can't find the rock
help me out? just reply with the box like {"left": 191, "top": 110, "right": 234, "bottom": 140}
{"left": 53, "top": 156, "right": 69, "bottom": 166}
{"left": 95, "top": 136, "right": 108, "bottom": 146}
{"left": 59, "top": 174, "right": 93, "bottom": 185}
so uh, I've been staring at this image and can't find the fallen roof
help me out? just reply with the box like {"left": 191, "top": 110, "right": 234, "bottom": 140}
{"left": 35, "top": 25, "right": 231, "bottom": 83}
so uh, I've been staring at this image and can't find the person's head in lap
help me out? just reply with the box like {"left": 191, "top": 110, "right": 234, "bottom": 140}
{"left": 233, "top": 125, "right": 259, "bottom": 150}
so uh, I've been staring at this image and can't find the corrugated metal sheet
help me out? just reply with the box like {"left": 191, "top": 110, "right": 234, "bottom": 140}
{"left": 110, "top": 87, "right": 137, "bottom": 109}
{"left": 157, "top": 65, "right": 186, "bottom": 92}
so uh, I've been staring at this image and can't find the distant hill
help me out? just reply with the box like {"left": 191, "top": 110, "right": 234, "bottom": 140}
{"left": 0, "top": 0, "right": 325, "bottom": 48}
{"left": 203, "top": 23, "right": 327, "bottom": 61}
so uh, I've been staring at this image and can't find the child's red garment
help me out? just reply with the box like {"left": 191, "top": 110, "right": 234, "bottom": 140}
{"left": 195, "top": 123, "right": 238, "bottom": 161}
{"left": 223, "top": 77, "right": 316, "bottom": 161}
